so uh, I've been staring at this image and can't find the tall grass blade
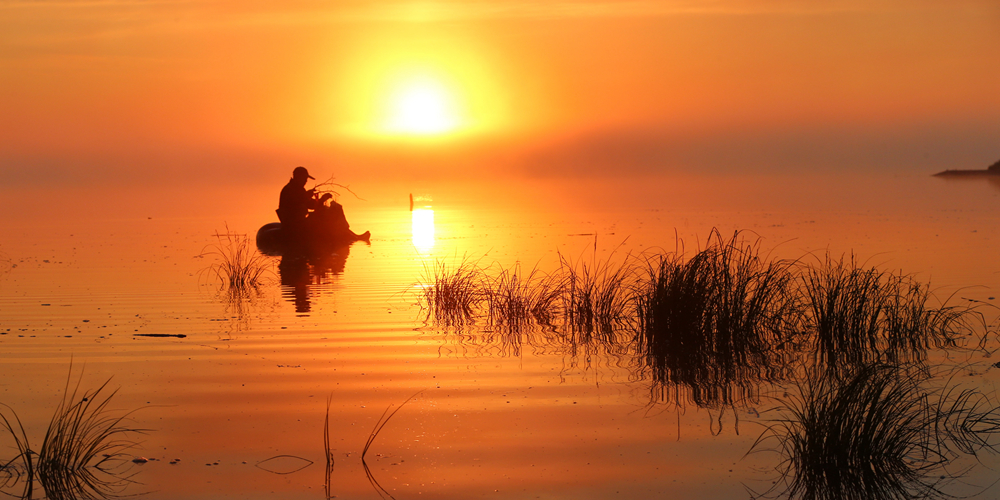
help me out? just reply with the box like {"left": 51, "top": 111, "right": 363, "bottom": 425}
{"left": 362, "top": 391, "right": 422, "bottom": 460}
{"left": 361, "top": 391, "right": 422, "bottom": 500}
{"left": 324, "top": 394, "right": 334, "bottom": 499}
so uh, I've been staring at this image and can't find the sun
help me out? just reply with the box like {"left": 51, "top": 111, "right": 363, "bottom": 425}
{"left": 331, "top": 34, "right": 508, "bottom": 139}
{"left": 382, "top": 76, "right": 460, "bottom": 136}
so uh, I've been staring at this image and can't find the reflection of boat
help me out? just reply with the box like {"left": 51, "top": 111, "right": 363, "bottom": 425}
{"left": 255, "top": 222, "right": 370, "bottom": 256}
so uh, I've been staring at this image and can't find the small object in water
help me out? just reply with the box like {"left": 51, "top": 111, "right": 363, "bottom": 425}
{"left": 132, "top": 457, "right": 148, "bottom": 464}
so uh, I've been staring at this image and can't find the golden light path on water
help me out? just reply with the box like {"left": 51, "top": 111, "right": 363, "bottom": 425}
{"left": 411, "top": 208, "right": 435, "bottom": 254}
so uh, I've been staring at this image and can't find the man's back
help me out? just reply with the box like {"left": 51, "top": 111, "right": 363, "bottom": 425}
{"left": 277, "top": 179, "right": 312, "bottom": 225}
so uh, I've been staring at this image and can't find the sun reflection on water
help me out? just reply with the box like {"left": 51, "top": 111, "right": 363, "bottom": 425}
{"left": 412, "top": 208, "right": 435, "bottom": 253}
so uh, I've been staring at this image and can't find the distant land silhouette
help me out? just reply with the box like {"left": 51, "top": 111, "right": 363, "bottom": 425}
{"left": 934, "top": 158, "right": 1000, "bottom": 177}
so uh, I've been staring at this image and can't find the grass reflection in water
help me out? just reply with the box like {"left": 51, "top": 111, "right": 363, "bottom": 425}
{"left": 417, "top": 228, "right": 1000, "bottom": 497}
{"left": 750, "top": 363, "right": 1000, "bottom": 500}
{"left": 199, "top": 229, "right": 278, "bottom": 331}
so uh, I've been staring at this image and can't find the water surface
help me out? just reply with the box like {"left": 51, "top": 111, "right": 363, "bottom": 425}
{"left": 2, "top": 171, "right": 1000, "bottom": 499}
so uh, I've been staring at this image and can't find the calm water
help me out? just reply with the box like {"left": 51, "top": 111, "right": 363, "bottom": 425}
{"left": 2, "top": 171, "right": 1000, "bottom": 499}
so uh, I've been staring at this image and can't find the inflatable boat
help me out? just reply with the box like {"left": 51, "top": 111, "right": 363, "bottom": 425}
{"left": 255, "top": 221, "right": 370, "bottom": 256}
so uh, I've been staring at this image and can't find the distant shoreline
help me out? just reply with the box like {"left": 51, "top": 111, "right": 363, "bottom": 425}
{"left": 933, "top": 169, "right": 1000, "bottom": 177}
{"left": 934, "top": 159, "right": 1000, "bottom": 177}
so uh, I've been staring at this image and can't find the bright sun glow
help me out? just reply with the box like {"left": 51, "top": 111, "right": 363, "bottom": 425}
{"left": 333, "top": 34, "right": 507, "bottom": 139}
{"left": 384, "top": 78, "right": 459, "bottom": 135}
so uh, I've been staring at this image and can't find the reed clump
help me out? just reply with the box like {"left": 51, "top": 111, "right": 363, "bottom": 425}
{"left": 201, "top": 229, "right": 274, "bottom": 293}
{"left": 632, "top": 230, "right": 799, "bottom": 409}
{"left": 418, "top": 257, "right": 485, "bottom": 325}
{"left": 800, "top": 254, "right": 973, "bottom": 372}
{"left": 0, "top": 367, "right": 146, "bottom": 499}
{"left": 415, "top": 229, "right": 987, "bottom": 421}
{"left": 483, "top": 262, "right": 564, "bottom": 330}
{"left": 558, "top": 248, "right": 636, "bottom": 337}
{"left": 751, "top": 363, "right": 1000, "bottom": 500}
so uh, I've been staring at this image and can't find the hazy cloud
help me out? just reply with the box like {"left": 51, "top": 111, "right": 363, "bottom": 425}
{"left": 4, "top": 0, "right": 996, "bottom": 27}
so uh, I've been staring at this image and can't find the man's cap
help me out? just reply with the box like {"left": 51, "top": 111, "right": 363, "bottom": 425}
{"left": 293, "top": 166, "right": 315, "bottom": 180}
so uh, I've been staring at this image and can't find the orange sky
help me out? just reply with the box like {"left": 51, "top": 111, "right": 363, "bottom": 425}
{"left": 1, "top": 0, "right": 999, "bottom": 186}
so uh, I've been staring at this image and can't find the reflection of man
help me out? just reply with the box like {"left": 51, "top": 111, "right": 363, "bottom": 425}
{"left": 278, "top": 256, "right": 313, "bottom": 313}
{"left": 276, "top": 166, "right": 317, "bottom": 237}
{"left": 278, "top": 248, "right": 351, "bottom": 314}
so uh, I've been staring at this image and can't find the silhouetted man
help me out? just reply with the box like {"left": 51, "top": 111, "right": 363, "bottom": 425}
{"left": 276, "top": 166, "right": 317, "bottom": 237}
